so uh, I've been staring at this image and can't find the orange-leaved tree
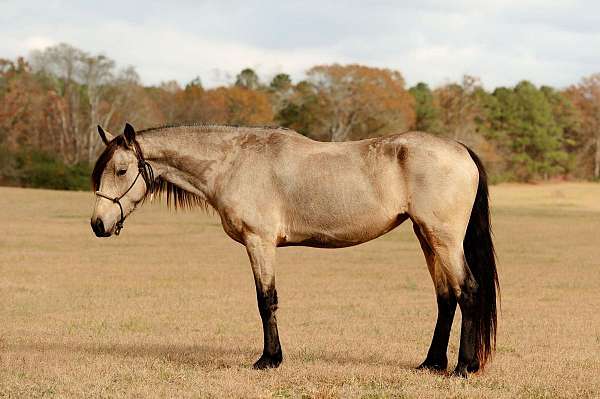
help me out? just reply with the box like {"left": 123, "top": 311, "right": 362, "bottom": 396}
{"left": 305, "top": 64, "right": 415, "bottom": 141}
{"left": 200, "top": 86, "right": 273, "bottom": 125}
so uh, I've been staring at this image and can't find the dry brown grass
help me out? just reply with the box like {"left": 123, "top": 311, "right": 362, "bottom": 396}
{"left": 1, "top": 182, "right": 599, "bottom": 398}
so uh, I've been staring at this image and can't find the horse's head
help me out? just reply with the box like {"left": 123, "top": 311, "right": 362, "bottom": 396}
{"left": 90, "top": 123, "right": 152, "bottom": 237}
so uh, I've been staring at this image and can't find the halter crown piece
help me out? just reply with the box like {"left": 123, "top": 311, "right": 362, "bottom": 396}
{"left": 95, "top": 138, "right": 155, "bottom": 235}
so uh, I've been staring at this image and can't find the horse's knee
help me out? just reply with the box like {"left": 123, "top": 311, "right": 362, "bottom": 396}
{"left": 439, "top": 257, "right": 468, "bottom": 299}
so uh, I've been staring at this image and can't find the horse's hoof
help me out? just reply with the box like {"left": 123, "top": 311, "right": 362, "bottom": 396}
{"left": 252, "top": 354, "right": 282, "bottom": 370}
{"left": 417, "top": 359, "right": 447, "bottom": 372}
{"left": 451, "top": 366, "right": 469, "bottom": 378}
{"left": 451, "top": 362, "right": 479, "bottom": 378}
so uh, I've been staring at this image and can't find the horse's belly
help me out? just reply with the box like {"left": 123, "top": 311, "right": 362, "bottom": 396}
{"left": 274, "top": 143, "right": 408, "bottom": 247}
{"left": 279, "top": 208, "right": 408, "bottom": 248}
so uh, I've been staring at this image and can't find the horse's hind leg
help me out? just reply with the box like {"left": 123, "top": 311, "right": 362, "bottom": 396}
{"left": 413, "top": 222, "right": 457, "bottom": 372}
{"left": 244, "top": 234, "right": 283, "bottom": 369}
{"left": 421, "top": 225, "right": 480, "bottom": 377}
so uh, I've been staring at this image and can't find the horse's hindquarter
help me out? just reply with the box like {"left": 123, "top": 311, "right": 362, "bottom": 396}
{"left": 273, "top": 138, "right": 409, "bottom": 247}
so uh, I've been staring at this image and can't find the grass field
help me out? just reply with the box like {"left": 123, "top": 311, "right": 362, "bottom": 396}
{"left": 1, "top": 183, "right": 600, "bottom": 398}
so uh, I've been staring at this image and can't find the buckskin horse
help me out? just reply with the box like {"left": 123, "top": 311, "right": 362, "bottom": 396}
{"left": 90, "top": 123, "right": 499, "bottom": 377}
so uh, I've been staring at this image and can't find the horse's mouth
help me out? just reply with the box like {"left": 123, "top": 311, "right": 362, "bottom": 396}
{"left": 93, "top": 230, "right": 112, "bottom": 238}
{"left": 91, "top": 219, "right": 113, "bottom": 237}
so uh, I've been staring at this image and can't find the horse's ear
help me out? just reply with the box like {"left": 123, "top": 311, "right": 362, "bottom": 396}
{"left": 97, "top": 125, "right": 114, "bottom": 146}
{"left": 123, "top": 122, "right": 136, "bottom": 146}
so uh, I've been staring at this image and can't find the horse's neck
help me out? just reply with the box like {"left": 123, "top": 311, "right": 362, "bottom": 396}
{"left": 136, "top": 131, "right": 226, "bottom": 202}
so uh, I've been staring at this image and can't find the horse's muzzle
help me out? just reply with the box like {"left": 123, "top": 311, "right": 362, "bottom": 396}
{"left": 91, "top": 218, "right": 111, "bottom": 237}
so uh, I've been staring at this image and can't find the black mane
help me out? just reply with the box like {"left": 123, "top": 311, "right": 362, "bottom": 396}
{"left": 138, "top": 122, "right": 288, "bottom": 134}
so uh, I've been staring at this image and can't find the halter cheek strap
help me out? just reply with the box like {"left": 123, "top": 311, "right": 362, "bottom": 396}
{"left": 94, "top": 140, "right": 155, "bottom": 235}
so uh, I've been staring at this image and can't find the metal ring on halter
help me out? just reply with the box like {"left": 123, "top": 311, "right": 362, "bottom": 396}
{"left": 94, "top": 140, "right": 155, "bottom": 235}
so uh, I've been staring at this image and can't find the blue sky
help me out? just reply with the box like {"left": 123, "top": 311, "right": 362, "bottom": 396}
{"left": 2, "top": 0, "right": 599, "bottom": 88}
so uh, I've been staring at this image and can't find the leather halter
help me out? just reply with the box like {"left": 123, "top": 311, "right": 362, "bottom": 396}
{"left": 95, "top": 139, "right": 154, "bottom": 235}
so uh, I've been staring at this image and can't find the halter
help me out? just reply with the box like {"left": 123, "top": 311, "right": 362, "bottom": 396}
{"left": 95, "top": 139, "right": 155, "bottom": 235}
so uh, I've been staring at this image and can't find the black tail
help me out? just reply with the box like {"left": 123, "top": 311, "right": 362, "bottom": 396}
{"left": 463, "top": 146, "right": 500, "bottom": 368}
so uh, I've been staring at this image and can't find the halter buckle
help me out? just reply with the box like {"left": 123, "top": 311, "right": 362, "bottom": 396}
{"left": 115, "top": 220, "right": 124, "bottom": 235}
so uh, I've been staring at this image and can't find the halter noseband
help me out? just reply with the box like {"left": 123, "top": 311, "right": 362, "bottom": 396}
{"left": 95, "top": 139, "right": 154, "bottom": 235}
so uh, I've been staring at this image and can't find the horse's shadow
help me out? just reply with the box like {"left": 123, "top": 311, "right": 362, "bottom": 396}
{"left": 12, "top": 340, "right": 416, "bottom": 370}
{"left": 13, "top": 341, "right": 248, "bottom": 368}
{"left": 299, "top": 351, "right": 415, "bottom": 370}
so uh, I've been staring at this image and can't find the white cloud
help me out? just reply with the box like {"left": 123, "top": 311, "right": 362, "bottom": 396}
{"left": 23, "top": 36, "right": 56, "bottom": 52}
{"left": 0, "top": 0, "right": 599, "bottom": 89}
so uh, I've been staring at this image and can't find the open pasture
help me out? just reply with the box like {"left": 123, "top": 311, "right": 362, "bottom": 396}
{"left": 1, "top": 183, "right": 599, "bottom": 398}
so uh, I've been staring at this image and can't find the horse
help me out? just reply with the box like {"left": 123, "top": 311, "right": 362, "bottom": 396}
{"left": 90, "top": 123, "right": 499, "bottom": 377}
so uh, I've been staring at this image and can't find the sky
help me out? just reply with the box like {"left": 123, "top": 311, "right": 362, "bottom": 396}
{"left": 1, "top": 0, "right": 599, "bottom": 89}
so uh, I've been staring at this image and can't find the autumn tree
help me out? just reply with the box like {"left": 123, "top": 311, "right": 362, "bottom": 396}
{"left": 298, "top": 64, "right": 415, "bottom": 141}
{"left": 200, "top": 86, "right": 273, "bottom": 125}
{"left": 433, "top": 75, "right": 484, "bottom": 144}
{"left": 177, "top": 77, "right": 206, "bottom": 122}
{"left": 145, "top": 80, "right": 184, "bottom": 123}
{"left": 30, "top": 43, "right": 145, "bottom": 164}
{"left": 0, "top": 58, "right": 49, "bottom": 153}
{"left": 0, "top": 57, "right": 89, "bottom": 187}
{"left": 564, "top": 74, "right": 600, "bottom": 178}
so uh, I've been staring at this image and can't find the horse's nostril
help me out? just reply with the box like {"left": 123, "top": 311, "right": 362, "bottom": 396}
{"left": 91, "top": 218, "right": 106, "bottom": 237}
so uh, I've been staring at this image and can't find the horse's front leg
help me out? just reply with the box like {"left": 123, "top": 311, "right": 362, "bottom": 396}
{"left": 245, "top": 233, "right": 282, "bottom": 369}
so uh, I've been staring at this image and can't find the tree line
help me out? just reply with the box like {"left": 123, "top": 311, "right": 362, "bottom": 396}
{"left": 1, "top": 43, "right": 599, "bottom": 190}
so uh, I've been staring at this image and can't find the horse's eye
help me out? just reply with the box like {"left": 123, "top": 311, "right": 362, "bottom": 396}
{"left": 116, "top": 169, "right": 127, "bottom": 177}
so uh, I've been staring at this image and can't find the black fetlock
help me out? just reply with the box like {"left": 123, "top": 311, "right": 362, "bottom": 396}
{"left": 419, "top": 293, "right": 457, "bottom": 374}
{"left": 253, "top": 285, "right": 283, "bottom": 370}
